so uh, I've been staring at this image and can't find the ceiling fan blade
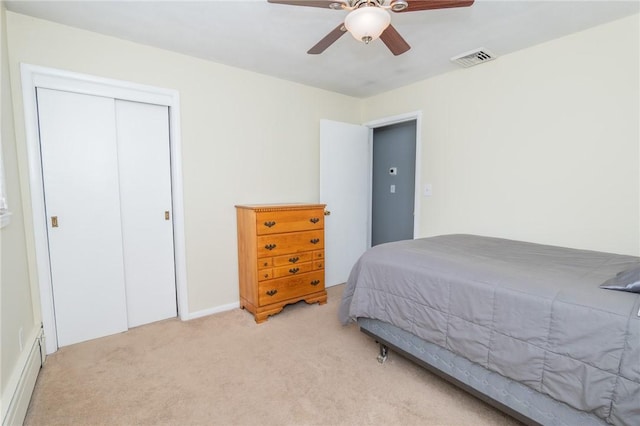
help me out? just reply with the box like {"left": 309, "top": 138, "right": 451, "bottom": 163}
{"left": 308, "top": 24, "right": 348, "bottom": 54}
{"left": 380, "top": 24, "right": 411, "bottom": 56}
{"left": 400, "top": 0, "right": 474, "bottom": 12}
{"left": 267, "top": 0, "right": 345, "bottom": 9}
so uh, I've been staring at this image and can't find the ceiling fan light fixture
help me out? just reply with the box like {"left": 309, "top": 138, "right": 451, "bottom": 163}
{"left": 389, "top": 0, "right": 408, "bottom": 12}
{"left": 344, "top": 6, "right": 391, "bottom": 44}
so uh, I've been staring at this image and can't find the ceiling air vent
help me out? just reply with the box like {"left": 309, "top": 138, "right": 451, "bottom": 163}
{"left": 451, "top": 48, "right": 497, "bottom": 68}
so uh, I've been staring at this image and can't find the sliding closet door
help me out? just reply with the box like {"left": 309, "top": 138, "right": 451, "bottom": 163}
{"left": 38, "top": 89, "right": 178, "bottom": 347}
{"left": 115, "top": 100, "right": 177, "bottom": 328}
{"left": 37, "top": 88, "right": 128, "bottom": 347}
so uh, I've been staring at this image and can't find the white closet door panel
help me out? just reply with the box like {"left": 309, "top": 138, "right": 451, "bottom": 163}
{"left": 37, "top": 88, "right": 128, "bottom": 347}
{"left": 115, "top": 100, "right": 177, "bottom": 328}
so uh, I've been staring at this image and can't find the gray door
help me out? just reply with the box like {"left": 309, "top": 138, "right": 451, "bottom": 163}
{"left": 371, "top": 120, "right": 416, "bottom": 246}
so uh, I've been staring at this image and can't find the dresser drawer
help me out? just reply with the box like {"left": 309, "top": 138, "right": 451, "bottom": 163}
{"left": 256, "top": 209, "right": 324, "bottom": 235}
{"left": 257, "top": 269, "right": 273, "bottom": 281}
{"left": 272, "top": 262, "right": 313, "bottom": 278}
{"left": 258, "top": 271, "right": 324, "bottom": 305}
{"left": 257, "top": 230, "right": 324, "bottom": 257}
{"left": 258, "top": 258, "right": 272, "bottom": 269}
{"left": 273, "top": 252, "right": 312, "bottom": 266}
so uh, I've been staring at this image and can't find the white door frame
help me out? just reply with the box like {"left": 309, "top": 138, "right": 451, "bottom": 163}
{"left": 364, "top": 111, "right": 422, "bottom": 246}
{"left": 20, "top": 64, "right": 189, "bottom": 354}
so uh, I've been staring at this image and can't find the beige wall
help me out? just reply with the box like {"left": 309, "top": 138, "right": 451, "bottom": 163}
{"left": 5, "top": 11, "right": 363, "bottom": 315}
{"left": 0, "top": 2, "right": 38, "bottom": 412}
{"left": 364, "top": 15, "right": 640, "bottom": 256}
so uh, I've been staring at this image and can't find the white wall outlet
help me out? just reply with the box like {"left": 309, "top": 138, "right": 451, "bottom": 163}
{"left": 424, "top": 184, "right": 433, "bottom": 197}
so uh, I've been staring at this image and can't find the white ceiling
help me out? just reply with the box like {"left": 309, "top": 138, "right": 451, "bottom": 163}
{"left": 6, "top": 0, "right": 639, "bottom": 97}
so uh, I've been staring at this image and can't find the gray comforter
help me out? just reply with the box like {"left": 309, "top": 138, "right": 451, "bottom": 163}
{"left": 339, "top": 234, "right": 640, "bottom": 425}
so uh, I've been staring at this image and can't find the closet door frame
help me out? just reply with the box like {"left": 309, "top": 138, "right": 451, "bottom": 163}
{"left": 20, "top": 63, "right": 189, "bottom": 354}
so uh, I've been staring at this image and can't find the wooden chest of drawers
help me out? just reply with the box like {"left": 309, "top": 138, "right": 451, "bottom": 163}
{"left": 235, "top": 203, "right": 327, "bottom": 323}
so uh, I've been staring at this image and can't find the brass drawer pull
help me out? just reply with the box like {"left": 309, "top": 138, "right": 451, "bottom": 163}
{"left": 264, "top": 243, "right": 277, "bottom": 251}
{"left": 310, "top": 280, "right": 320, "bottom": 286}
{"left": 309, "top": 217, "right": 320, "bottom": 224}
{"left": 264, "top": 221, "right": 276, "bottom": 228}
{"left": 266, "top": 289, "right": 278, "bottom": 296}
{"left": 289, "top": 267, "right": 300, "bottom": 274}
{"left": 289, "top": 256, "right": 299, "bottom": 263}
{"left": 310, "top": 238, "right": 320, "bottom": 244}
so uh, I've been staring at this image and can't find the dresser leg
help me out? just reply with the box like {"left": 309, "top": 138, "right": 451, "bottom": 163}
{"left": 303, "top": 291, "right": 327, "bottom": 306}
{"left": 254, "top": 315, "right": 268, "bottom": 324}
{"left": 254, "top": 305, "right": 286, "bottom": 323}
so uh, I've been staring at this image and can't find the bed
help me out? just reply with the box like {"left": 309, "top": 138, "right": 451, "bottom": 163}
{"left": 339, "top": 234, "right": 640, "bottom": 426}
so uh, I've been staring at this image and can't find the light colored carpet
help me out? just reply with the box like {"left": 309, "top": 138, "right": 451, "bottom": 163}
{"left": 25, "top": 285, "right": 520, "bottom": 425}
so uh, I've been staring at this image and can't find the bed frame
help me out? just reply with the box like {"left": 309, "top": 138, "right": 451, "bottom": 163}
{"left": 357, "top": 318, "right": 606, "bottom": 426}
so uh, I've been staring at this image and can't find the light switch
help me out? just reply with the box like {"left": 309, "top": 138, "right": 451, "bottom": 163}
{"left": 390, "top": 184, "right": 396, "bottom": 193}
{"left": 424, "top": 184, "right": 433, "bottom": 197}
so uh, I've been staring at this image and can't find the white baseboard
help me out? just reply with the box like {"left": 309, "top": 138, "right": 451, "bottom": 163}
{"left": 184, "top": 301, "right": 240, "bottom": 320}
{"left": 2, "top": 329, "right": 44, "bottom": 426}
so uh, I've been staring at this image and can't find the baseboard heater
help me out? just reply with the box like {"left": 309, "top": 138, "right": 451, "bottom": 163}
{"left": 2, "top": 329, "right": 45, "bottom": 426}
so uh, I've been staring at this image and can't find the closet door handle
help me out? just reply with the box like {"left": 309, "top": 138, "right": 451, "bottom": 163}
{"left": 51, "top": 216, "right": 59, "bottom": 228}
{"left": 165, "top": 211, "right": 170, "bottom": 220}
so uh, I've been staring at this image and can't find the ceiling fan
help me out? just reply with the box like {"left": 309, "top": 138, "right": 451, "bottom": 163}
{"left": 267, "top": 0, "right": 475, "bottom": 56}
